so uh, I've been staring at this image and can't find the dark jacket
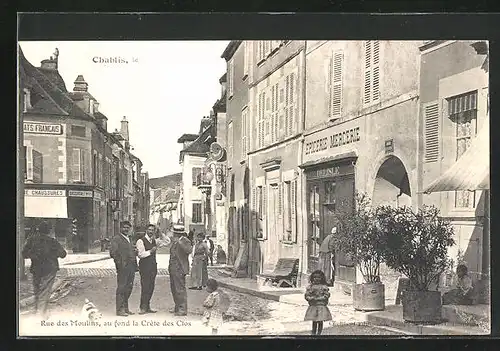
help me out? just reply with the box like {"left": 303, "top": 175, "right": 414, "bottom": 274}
{"left": 169, "top": 236, "right": 192, "bottom": 275}
{"left": 22, "top": 234, "right": 67, "bottom": 277}
{"left": 110, "top": 234, "right": 138, "bottom": 271}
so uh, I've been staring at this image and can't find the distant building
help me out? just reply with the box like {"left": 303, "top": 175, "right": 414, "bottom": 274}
{"left": 149, "top": 172, "right": 182, "bottom": 231}
{"left": 20, "top": 46, "right": 148, "bottom": 253}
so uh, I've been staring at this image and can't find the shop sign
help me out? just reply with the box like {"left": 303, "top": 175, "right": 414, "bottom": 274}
{"left": 306, "top": 163, "right": 355, "bottom": 180}
{"left": 24, "top": 122, "right": 63, "bottom": 135}
{"left": 25, "top": 189, "right": 65, "bottom": 197}
{"left": 305, "top": 126, "right": 361, "bottom": 156}
{"left": 68, "top": 190, "right": 93, "bottom": 198}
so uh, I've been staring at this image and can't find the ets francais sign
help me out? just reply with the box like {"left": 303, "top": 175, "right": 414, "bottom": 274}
{"left": 24, "top": 122, "right": 63, "bottom": 135}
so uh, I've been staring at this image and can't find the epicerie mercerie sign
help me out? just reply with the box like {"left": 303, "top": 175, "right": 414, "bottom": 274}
{"left": 24, "top": 122, "right": 63, "bottom": 135}
{"left": 25, "top": 189, "right": 66, "bottom": 197}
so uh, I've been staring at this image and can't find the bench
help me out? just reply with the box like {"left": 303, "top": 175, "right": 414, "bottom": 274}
{"left": 257, "top": 258, "right": 299, "bottom": 288}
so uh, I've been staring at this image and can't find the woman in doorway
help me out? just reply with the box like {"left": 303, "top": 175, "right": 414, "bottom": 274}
{"left": 317, "top": 227, "right": 337, "bottom": 287}
{"left": 189, "top": 232, "right": 209, "bottom": 290}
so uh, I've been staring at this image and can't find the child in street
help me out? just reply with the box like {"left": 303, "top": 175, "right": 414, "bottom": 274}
{"left": 202, "top": 279, "right": 225, "bottom": 335}
{"left": 304, "top": 270, "right": 333, "bottom": 335}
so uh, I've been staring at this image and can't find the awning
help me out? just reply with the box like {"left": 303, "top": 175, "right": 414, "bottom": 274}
{"left": 423, "top": 123, "right": 489, "bottom": 194}
{"left": 25, "top": 195, "right": 68, "bottom": 218}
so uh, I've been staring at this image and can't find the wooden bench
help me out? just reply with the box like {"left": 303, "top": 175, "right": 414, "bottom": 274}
{"left": 258, "top": 258, "right": 299, "bottom": 288}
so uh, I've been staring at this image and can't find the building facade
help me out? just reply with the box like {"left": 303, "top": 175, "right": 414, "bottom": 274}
{"left": 149, "top": 173, "right": 182, "bottom": 232}
{"left": 418, "top": 40, "right": 489, "bottom": 283}
{"left": 20, "top": 46, "right": 148, "bottom": 253}
{"left": 302, "top": 40, "right": 422, "bottom": 285}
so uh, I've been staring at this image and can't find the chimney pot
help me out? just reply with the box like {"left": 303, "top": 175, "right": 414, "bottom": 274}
{"left": 73, "top": 75, "right": 88, "bottom": 92}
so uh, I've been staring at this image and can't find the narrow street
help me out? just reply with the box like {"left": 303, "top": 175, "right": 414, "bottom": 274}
{"left": 19, "top": 273, "right": 403, "bottom": 336}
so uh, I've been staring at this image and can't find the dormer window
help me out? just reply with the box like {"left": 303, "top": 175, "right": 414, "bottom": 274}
{"left": 23, "top": 88, "right": 31, "bottom": 112}
{"left": 89, "top": 99, "right": 94, "bottom": 116}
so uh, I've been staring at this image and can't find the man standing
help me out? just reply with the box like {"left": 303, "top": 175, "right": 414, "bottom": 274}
{"left": 22, "top": 221, "right": 67, "bottom": 319}
{"left": 136, "top": 224, "right": 159, "bottom": 314}
{"left": 318, "top": 227, "right": 337, "bottom": 287}
{"left": 205, "top": 235, "right": 215, "bottom": 266}
{"left": 110, "top": 221, "right": 137, "bottom": 316}
{"left": 168, "top": 225, "right": 193, "bottom": 316}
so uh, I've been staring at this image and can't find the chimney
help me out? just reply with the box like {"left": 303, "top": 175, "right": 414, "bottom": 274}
{"left": 40, "top": 48, "right": 59, "bottom": 70}
{"left": 73, "top": 75, "right": 88, "bottom": 92}
{"left": 121, "top": 116, "right": 130, "bottom": 142}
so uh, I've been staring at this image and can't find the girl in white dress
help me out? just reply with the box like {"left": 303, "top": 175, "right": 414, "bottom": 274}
{"left": 202, "top": 279, "right": 225, "bottom": 335}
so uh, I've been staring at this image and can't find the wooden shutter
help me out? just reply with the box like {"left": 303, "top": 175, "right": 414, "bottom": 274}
{"left": 32, "top": 149, "right": 43, "bottom": 182}
{"left": 424, "top": 103, "right": 439, "bottom": 163}
{"left": 291, "top": 179, "right": 297, "bottom": 243}
{"left": 278, "top": 183, "right": 284, "bottom": 241}
{"left": 262, "top": 185, "right": 267, "bottom": 239}
{"left": 288, "top": 72, "right": 295, "bottom": 135}
{"left": 331, "top": 51, "right": 344, "bottom": 118}
{"left": 271, "top": 85, "right": 276, "bottom": 142}
{"left": 364, "top": 41, "right": 372, "bottom": 104}
{"left": 285, "top": 75, "right": 290, "bottom": 136}
{"left": 372, "top": 41, "right": 380, "bottom": 102}
{"left": 26, "top": 146, "right": 33, "bottom": 181}
{"left": 71, "top": 148, "right": 81, "bottom": 182}
{"left": 242, "top": 109, "right": 247, "bottom": 157}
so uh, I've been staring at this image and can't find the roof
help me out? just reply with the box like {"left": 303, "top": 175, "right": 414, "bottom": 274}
{"left": 423, "top": 122, "right": 489, "bottom": 193}
{"left": 149, "top": 173, "right": 182, "bottom": 189}
{"left": 180, "top": 122, "right": 215, "bottom": 159}
{"left": 19, "top": 45, "right": 92, "bottom": 120}
{"left": 219, "top": 72, "right": 227, "bottom": 83}
{"left": 177, "top": 133, "right": 199, "bottom": 143}
{"left": 221, "top": 40, "right": 242, "bottom": 61}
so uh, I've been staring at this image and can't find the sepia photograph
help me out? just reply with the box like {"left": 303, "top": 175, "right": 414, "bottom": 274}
{"left": 17, "top": 35, "right": 490, "bottom": 337}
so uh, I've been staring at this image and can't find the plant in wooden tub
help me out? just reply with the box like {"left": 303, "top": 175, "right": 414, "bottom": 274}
{"left": 376, "top": 205, "right": 455, "bottom": 324}
{"left": 333, "top": 193, "right": 386, "bottom": 311}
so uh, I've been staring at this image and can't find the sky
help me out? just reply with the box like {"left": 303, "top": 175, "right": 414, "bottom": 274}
{"left": 20, "top": 41, "right": 230, "bottom": 178}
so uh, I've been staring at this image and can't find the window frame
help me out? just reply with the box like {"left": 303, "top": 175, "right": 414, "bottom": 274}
{"left": 192, "top": 202, "right": 203, "bottom": 224}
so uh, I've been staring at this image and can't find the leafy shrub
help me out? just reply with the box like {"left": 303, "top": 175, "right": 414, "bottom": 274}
{"left": 376, "top": 205, "right": 455, "bottom": 291}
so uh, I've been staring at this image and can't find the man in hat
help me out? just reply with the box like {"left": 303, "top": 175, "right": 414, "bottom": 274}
{"left": 22, "top": 221, "right": 67, "bottom": 319}
{"left": 110, "top": 221, "right": 137, "bottom": 316}
{"left": 318, "top": 226, "right": 337, "bottom": 287}
{"left": 168, "top": 224, "right": 193, "bottom": 316}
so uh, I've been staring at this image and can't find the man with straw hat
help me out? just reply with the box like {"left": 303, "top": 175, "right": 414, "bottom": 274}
{"left": 168, "top": 224, "right": 193, "bottom": 316}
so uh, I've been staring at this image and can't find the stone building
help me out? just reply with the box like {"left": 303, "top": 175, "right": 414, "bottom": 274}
{"left": 419, "top": 40, "right": 489, "bottom": 289}
{"left": 149, "top": 172, "right": 182, "bottom": 231}
{"left": 20, "top": 46, "right": 148, "bottom": 253}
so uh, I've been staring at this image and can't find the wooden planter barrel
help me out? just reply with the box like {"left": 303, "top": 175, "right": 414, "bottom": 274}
{"left": 402, "top": 290, "right": 442, "bottom": 324}
{"left": 353, "top": 282, "right": 385, "bottom": 311}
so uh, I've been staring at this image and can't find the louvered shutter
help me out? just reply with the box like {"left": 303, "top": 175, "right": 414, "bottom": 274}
{"left": 327, "top": 56, "right": 333, "bottom": 118}
{"left": 424, "top": 103, "right": 439, "bottom": 163}
{"left": 372, "top": 41, "right": 380, "bottom": 102}
{"left": 262, "top": 185, "right": 267, "bottom": 239}
{"left": 278, "top": 183, "right": 284, "bottom": 241}
{"left": 364, "top": 41, "right": 371, "bottom": 104}
{"left": 331, "top": 51, "right": 343, "bottom": 118}
{"left": 285, "top": 75, "right": 290, "bottom": 136}
{"left": 271, "top": 85, "right": 276, "bottom": 142}
{"left": 289, "top": 72, "right": 295, "bottom": 135}
{"left": 291, "top": 179, "right": 297, "bottom": 243}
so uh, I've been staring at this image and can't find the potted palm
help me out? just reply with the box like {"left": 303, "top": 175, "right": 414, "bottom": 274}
{"left": 376, "top": 205, "right": 455, "bottom": 323}
{"left": 333, "top": 193, "right": 386, "bottom": 311}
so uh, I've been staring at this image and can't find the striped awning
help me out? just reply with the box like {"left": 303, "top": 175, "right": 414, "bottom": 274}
{"left": 423, "top": 123, "right": 489, "bottom": 193}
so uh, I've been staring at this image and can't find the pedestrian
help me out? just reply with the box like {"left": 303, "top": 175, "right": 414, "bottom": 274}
{"left": 442, "top": 264, "right": 475, "bottom": 305}
{"left": 136, "top": 224, "right": 159, "bottom": 314}
{"left": 22, "top": 221, "right": 67, "bottom": 319}
{"left": 189, "top": 232, "right": 209, "bottom": 290}
{"left": 110, "top": 221, "right": 137, "bottom": 317}
{"left": 304, "top": 270, "right": 333, "bottom": 335}
{"left": 205, "top": 235, "right": 215, "bottom": 266}
{"left": 202, "top": 279, "right": 224, "bottom": 335}
{"left": 318, "top": 227, "right": 337, "bottom": 286}
{"left": 188, "top": 229, "right": 195, "bottom": 245}
{"left": 168, "top": 225, "right": 193, "bottom": 316}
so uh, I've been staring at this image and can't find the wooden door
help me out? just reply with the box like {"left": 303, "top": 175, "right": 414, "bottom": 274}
{"left": 264, "top": 184, "right": 280, "bottom": 271}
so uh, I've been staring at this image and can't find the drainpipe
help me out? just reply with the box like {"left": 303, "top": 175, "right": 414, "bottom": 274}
{"left": 298, "top": 41, "right": 307, "bottom": 287}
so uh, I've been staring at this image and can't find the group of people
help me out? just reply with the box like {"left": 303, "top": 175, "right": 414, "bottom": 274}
{"left": 109, "top": 221, "right": 225, "bottom": 333}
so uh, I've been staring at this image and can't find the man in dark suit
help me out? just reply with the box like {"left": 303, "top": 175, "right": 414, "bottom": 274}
{"left": 168, "top": 225, "right": 193, "bottom": 316}
{"left": 22, "top": 221, "right": 67, "bottom": 319}
{"left": 110, "top": 221, "right": 137, "bottom": 316}
{"left": 136, "top": 224, "right": 161, "bottom": 314}
{"left": 205, "top": 235, "right": 215, "bottom": 266}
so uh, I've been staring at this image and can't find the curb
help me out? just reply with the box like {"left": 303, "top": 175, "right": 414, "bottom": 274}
{"left": 363, "top": 312, "right": 487, "bottom": 335}
{"left": 214, "top": 279, "right": 282, "bottom": 302}
{"left": 62, "top": 256, "right": 112, "bottom": 266}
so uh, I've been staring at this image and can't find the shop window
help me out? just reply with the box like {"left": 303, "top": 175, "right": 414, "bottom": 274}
{"left": 309, "top": 185, "right": 321, "bottom": 257}
{"left": 324, "top": 181, "right": 336, "bottom": 210}
{"left": 192, "top": 202, "right": 202, "bottom": 223}
{"left": 448, "top": 91, "right": 478, "bottom": 208}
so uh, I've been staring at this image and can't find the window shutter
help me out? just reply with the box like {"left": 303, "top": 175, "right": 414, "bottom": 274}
{"left": 271, "top": 86, "right": 276, "bottom": 142}
{"left": 289, "top": 72, "right": 295, "bottom": 135}
{"left": 278, "top": 183, "right": 283, "bottom": 240}
{"left": 285, "top": 75, "right": 290, "bottom": 136}
{"left": 424, "top": 103, "right": 439, "bottom": 163}
{"left": 372, "top": 41, "right": 380, "bottom": 102}
{"left": 364, "top": 41, "right": 372, "bottom": 104}
{"left": 331, "top": 51, "right": 344, "bottom": 118}
{"left": 262, "top": 185, "right": 267, "bottom": 239}
{"left": 291, "top": 179, "right": 297, "bottom": 243}
{"left": 26, "top": 146, "right": 34, "bottom": 181}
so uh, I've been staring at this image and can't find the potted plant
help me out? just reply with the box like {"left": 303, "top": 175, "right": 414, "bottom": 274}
{"left": 333, "top": 193, "right": 386, "bottom": 311}
{"left": 376, "top": 205, "right": 455, "bottom": 323}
